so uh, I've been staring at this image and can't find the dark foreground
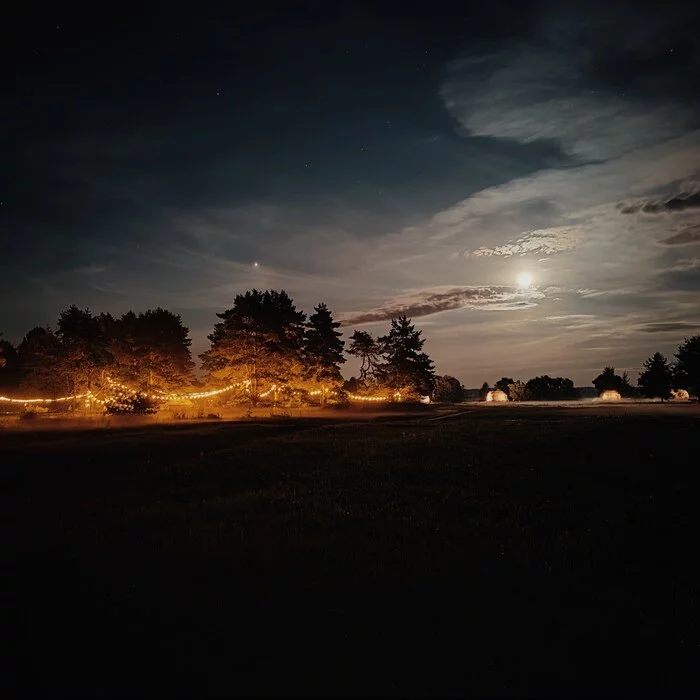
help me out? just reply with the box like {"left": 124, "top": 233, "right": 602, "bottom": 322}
{"left": 2, "top": 405, "right": 699, "bottom": 696}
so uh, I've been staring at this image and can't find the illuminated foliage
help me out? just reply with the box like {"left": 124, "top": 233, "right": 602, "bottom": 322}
{"left": 108, "top": 308, "right": 195, "bottom": 394}
{"left": 17, "top": 327, "right": 68, "bottom": 399}
{"left": 347, "top": 331, "right": 383, "bottom": 386}
{"left": 56, "top": 305, "right": 113, "bottom": 394}
{"left": 104, "top": 392, "right": 159, "bottom": 415}
{"left": 200, "top": 289, "right": 306, "bottom": 402}
{"left": 377, "top": 316, "right": 435, "bottom": 397}
{"left": 303, "top": 303, "right": 345, "bottom": 402}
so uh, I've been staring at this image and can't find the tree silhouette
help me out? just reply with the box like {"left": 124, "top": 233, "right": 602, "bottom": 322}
{"left": 0, "top": 336, "right": 21, "bottom": 392}
{"left": 201, "top": 289, "right": 306, "bottom": 402}
{"left": 304, "top": 303, "right": 345, "bottom": 403}
{"left": 17, "top": 327, "right": 66, "bottom": 398}
{"left": 377, "top": 316, "right": 435, "bottom": 396}
{"left": 347, "top": 330, "right": 383, "bottom": 385}
{"left": 478, "top": 382, "right": 490, "bottom": 401}
{"left": 525, "top": 375, "right": 579, "bottom": 400}
{"left": 494, "top": 377, "right": 514, "bottom": 397}
{"left": 638, "top": 352, "right": 673, "bottom": 401}
{"left": 674, "top": 336, "right": 700, "bottom": 398}
{"left": 433, "top": 375, "right": 464, "bottom": 403}
{"left": 592, "top": 366, "right": 621, "bottom": 394}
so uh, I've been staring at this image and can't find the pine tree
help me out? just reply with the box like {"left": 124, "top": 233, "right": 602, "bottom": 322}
{"left": 638, "top": 352, "right": 673, "bottom": 401}
{"left": 347, "top": 330, "right": 383, "bottom": 386}
{"left": 200, "top": 289, "right": 306, "bottom": 403}
{"left": 674, "top": 336, "right": 700, "bottom": 398}
{"left": 56, "top": 305, "right": 113, "bottom": 396}
{"left": 17, "top": 327, "right": 67, "bottom": 398}
{"left": 107, "top": 309, "right": 195, "bottom": 394}
{"left": 377, "top": 316, "right": 435, "bottom": 396}
{"left": 304, "top": 303, "right": 345, "bottom": 403}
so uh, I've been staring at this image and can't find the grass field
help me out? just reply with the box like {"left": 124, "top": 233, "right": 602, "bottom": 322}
{"left": 3, "top": 404, "right": 699, "bottom": 695}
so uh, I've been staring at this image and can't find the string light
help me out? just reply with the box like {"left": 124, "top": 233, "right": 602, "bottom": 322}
{"left": 346, "top": 392, "right": 402, "bottom": 402}
{"left": 2, "top": 373, "right": 404, "bottom": 407}
{"left": 0, "top": 392, "right": 91, "bottom": 404}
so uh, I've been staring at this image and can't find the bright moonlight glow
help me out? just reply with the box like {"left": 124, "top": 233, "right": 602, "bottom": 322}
{"left": 516, "top": 271, "right": 533, "bottom": 288}
{"left": 253, "top": 261, "right": 259, "bottom": 268}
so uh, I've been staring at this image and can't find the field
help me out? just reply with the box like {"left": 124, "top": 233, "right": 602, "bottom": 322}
{"left": 3, "top": 403, "right": 699, "bottom": 695}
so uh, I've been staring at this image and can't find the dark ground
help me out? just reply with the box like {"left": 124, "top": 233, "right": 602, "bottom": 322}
{"left": 2, "top": 404, "right": 699, "bottom": 696}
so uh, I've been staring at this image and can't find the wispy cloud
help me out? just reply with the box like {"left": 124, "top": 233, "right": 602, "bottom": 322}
{"left": 638, "top": 321, "right": 700, "bottom": 334}
{"left": 339, "top": 285, "right": 545, "bottom": 326}
{"left": 466, "top": 226, "right": 578, "bottom": 257}
{"left": 619, "top": 183, "right": 700, "bottom": 214}
{"left": 659, "top": 225, "right": 700, "bottom": 246}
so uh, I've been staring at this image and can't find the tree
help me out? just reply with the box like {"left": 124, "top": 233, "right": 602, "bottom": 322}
{"left": 620, "top": 371, "right": 636, "bottom": 398}
{"left": 591, "top": 366, "right": 636, "bottom": 398}
{"left": 433, "top": 375, "right": 464, "bottom": 403}
{"left": 674, "top": 336, "right": 700, "bottom": 398}
{"left": 105, "top": 309, "right": 195, "bottom": 396}
{"left": 347, "top": 330, "right": 383, "bottom": 385}
{"left": 592, "top": 366, "right": 622, "bottom": 394}
{"left": 494, "top": 377, "right": 514, "bottom": 397}
{"left": 0, "top": 337, "right": 22, "bottom": 392}
{"left": 377, "top": 316, "right": 435, "bottom": 396}
{"left": 17, "top": 327, "right": 67, "bottom": 398}
{"left": 56, "top": 305, "right": 113, "bottom": 396}
{"left": 200, "top": 289, "right": 306, "bottom": 403}
{"left": 304, "top": 303, "right": 345, "bottom": 403}
{"left": 478, "top": 382, "right": 490, "bottom": 401}
{"left": 507, "top": 380, "right": 528, "bottom": 401}
{"left": 525, "top": 375, "right": 580, "bottom": 401}
{"left": 638, "top": 352, "right": 673, "bottom": 401}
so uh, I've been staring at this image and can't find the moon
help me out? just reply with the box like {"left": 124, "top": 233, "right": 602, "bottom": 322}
{"left": 253, "top": 261, "right": 259, "bottom": 268}
{"left": 516, "top": 271, "right": 533, "bottom": 288}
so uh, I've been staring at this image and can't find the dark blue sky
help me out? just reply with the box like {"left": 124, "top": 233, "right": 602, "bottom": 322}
{"left": 2, "top": 0, "right": 700, "bottom": 384}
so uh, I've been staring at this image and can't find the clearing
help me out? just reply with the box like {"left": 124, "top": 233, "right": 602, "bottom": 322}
{"left": 2, "top": 404, "right": 699, "bottom": 695}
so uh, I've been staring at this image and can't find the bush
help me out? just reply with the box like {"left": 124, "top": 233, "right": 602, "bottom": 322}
{"left": 20, "top": 405, "right": 50, "bottom": 420}
{"left": 105, "top": 393, "right": 159, "bottom": 415}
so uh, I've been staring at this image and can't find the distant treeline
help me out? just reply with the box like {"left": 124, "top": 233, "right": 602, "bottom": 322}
{"left": 432, "top": 335, "right": 700, "bottom": 402}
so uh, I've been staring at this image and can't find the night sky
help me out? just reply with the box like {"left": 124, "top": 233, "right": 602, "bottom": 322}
{"left": 3, "top": 1, "right": 700, "bottom": 385}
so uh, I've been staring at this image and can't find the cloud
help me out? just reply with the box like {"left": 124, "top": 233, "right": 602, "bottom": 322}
{"left": 659, "top": 224, "right": 700, "bottom": 246}
{"left": 466, "top": 226, "right": 578, "bottom": 257}
{"left": 619, "top": 183, "right": 700, "bottom": 214}
{"left": 339, "top": 285, "right": 544, "bottom": 326}
{"left": 638, "top": 322, "right": 700, "bottom": 334}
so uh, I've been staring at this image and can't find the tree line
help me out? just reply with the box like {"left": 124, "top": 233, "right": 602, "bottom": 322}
{"left": 431, "top": 336, "right": 700, "bottom": 402}
{"left": 0, "top": 289, "right": 437, "bottom": 409}
{"left": 3, "top": 293, "right": 697, "bottom": 408}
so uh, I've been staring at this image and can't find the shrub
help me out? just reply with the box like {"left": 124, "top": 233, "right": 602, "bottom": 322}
{"left": 105, "top": 393, "right": 159, "bottom": 415}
